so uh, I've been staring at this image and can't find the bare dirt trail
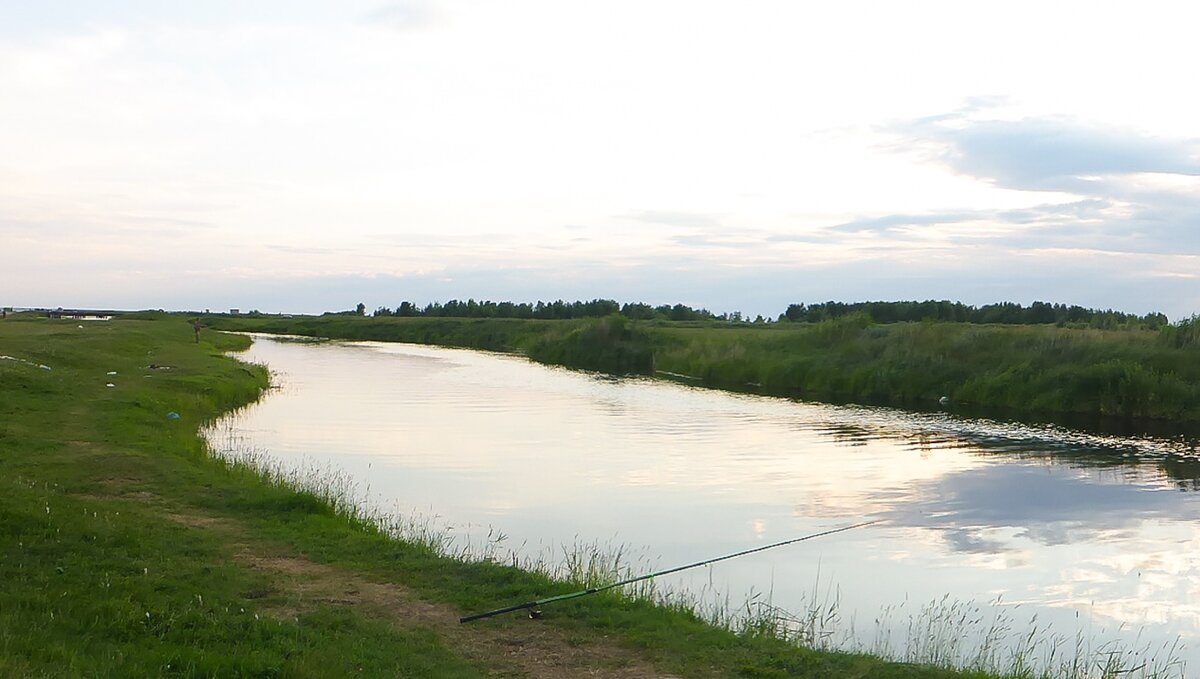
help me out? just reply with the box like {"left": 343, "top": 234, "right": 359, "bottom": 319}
{"left": 167, "top": 511, "right": 690, "bottom": 679}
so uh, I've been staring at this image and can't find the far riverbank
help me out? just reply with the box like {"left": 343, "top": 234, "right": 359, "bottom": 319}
{"left": 202, "top": 313, "right": 1200, "bottom": 431}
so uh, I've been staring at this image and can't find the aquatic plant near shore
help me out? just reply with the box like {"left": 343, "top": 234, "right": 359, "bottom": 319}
{"left": 525, "top": 314, "right": 654, "bottom": 375}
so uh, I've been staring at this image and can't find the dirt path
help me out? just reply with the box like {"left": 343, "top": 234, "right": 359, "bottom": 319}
{"left": 168, "top": 513, "right": 686, "bottom": 678}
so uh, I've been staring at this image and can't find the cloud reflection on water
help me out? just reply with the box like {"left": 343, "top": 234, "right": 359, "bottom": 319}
{"left": 885, "top": 463, "right": 1187, "bottom": 551}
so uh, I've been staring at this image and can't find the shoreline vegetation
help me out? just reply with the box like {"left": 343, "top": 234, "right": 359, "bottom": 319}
{"left": 202, "top": 301, "right": 1200, "bottom": 429}
{"left": 0, "top": 312, "right": 1187, "bottom": 677}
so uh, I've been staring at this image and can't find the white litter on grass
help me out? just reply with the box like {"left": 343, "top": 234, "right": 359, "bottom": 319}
{"left": 105, "top": 383, "right": 115, "bottom": 388}
{"left": 106, "top": 371, "right": 117, "bottom": 375}
{"left": 1, "top": 355, "right": 52, "bottom": 370}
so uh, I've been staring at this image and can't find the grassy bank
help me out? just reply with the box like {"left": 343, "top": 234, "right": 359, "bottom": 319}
{"left": 648, "top": 317, "right": 1200, "bottom": 422}
{"left": 205, "top": 313, "right": 655, "bottom": 375}
{"left": 1, "top": 313, "right": 1001, "bottom": 677}
{"left": 204, "top": 313, "right": 1200, "bottom": 425}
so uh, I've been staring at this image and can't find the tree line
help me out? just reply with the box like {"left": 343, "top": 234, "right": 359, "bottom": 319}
{"left": 365, "top": 299, "right": 720, "bottom": 321}
{"left": 337, "top": 298, "right": 1170, "bottom": 329}
{"left": 780, "top": 300, "right": 1168, "bottom": 329}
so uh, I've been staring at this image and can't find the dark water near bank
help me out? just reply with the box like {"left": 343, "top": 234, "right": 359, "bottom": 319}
{"left": 208, "top": 336, "right": 1200, "bottom": 673}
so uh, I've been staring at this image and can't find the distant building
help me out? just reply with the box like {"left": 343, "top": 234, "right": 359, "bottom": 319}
{"left": 230, "top": 308, "right": 240, "bottom": 315}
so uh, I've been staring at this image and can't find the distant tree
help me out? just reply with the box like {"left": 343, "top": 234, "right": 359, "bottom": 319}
{"left": 621, "top": 303, "right": 658, "bottom": 320}
{"left": 1028, "top": 301, "right": 1056, "bottom": 324}
{"left": 355, "top": 302, "right": 366, "bottom": 316}
{"left": 783, "top": 304, "right": 802, "bottom": 321}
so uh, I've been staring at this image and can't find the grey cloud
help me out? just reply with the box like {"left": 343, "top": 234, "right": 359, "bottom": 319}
{"left": 996, "top": 198, "right": 1112, "bottom": 224}
{"left": 895, "top": 114, "right": 1200, "bottom": 191}
{"left": 829, "top": 195, "right": 1200, "bottom": 257}
{"left": 783, "top": 199, "right": 1140, "bottom": 249}
{"left": 1002, "top": 192, "right": 1200, "bottom": 255}
{"left": 942, "top": 528, "right": 1010, "bottom": 554}
{"left": 870, "top": 110, "right": 1200, "bottom": 255}
{"left": 825, "top": 211, "right": 983, "bottom": 234}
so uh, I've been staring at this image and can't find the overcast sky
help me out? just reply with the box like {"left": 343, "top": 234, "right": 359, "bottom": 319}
{"left": 3, "top": 1, "right": 1199, "bottom": 318}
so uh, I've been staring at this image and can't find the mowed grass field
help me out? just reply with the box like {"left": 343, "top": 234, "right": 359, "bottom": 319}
{"left": 1, "top": 314, "right": 999, "bottom": 678}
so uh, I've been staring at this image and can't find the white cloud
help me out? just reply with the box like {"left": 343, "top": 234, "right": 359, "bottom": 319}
{"left": 362, "top": 2, "right": 440, "bottom": 31}
{"left": 2, "top": 1, "right": 1200, "bottom": 317}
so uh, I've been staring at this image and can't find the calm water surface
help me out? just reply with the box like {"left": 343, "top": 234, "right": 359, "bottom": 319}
{"left": 207, "top": 336, "right": 1200, "bottom": 671}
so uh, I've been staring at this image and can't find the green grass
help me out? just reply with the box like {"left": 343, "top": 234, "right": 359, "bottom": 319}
{"left": 0, "top": 313, "right": 1177, "bottom": 678}
{"left": 645, "top": 317, "right": 1200, "bottom": 421}
{"left": 0, "top": 316, "right": 480, "bottom": 677}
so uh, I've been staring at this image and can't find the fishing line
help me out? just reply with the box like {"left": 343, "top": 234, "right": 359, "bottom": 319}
{"left": 460, "top": 519, "right": 880, "bottom": 623}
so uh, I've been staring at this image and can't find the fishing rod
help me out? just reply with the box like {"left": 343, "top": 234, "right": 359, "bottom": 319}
{"left": 459, "top": 519, "right": 880, "bottom": 624}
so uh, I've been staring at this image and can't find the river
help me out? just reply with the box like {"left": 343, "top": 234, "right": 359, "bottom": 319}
{"left": 205, "top": 335, "right": 1200, "bottom": 675}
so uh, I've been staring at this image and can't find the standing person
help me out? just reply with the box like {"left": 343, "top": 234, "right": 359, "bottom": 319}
{"left": 193, "top": 318, "right": 202, "bottom": 343}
